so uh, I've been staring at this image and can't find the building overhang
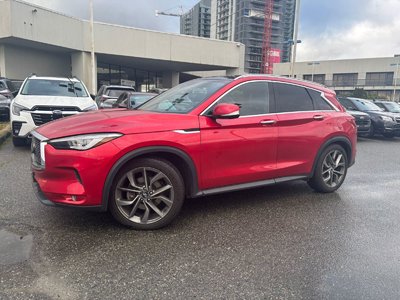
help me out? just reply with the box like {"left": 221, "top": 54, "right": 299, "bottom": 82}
{"left": 0, "top": 0, "right": 245, "bottom": 73}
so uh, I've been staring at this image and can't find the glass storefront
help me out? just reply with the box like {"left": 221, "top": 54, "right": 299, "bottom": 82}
{"left": 97, "top": 62, "right": 163, "bottom": 92}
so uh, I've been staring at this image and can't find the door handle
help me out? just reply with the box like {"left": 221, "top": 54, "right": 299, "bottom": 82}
{"left": 313, "top": 115, "right": 324, "bottom": 121}
{"left": 260, "top": 120, "right": 276, "bottom": 125}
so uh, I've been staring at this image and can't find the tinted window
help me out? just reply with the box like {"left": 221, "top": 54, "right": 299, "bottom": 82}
{"left": 338, "top": 98, "right": 357, "bottom": 110}
{"left": 218, "top": 81, "right": 270, "bottom": 116}
{"left": 274, "top": 83, "right": 313, "bottom": 112}
{"left": 106, "top": 88, "right": 134, "bottom": 98}
{"left": 0, "top": 82, "right": 5, "bottom": 90}
{"left": 308, "top": 89, "right": 333, "bottom": 110}
{"left": 6, "top": 80, "right": 16, "bottom": 92}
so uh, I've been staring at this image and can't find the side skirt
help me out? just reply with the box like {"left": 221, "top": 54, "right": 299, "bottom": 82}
{"left": 195, "top": 175, "right": 309, "bottom": 197}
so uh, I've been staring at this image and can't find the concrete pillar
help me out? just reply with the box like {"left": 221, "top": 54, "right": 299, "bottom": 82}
{"left": 71, "top": 51, "right": 97, "bottom": 94}
{"left": 162, "top": 71, "right": 180, "bottom": 88}
{"left": 0, "top": 45, "right": 6, "bottom": 77}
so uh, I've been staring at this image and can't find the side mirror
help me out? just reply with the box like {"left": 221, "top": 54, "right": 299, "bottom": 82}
{"left": 90, "top": 94, "right": 95, "bottom": 100}
{"left": 118, "top": 102, "right": 128, "bottom": 108}
{"left": 212, "top": 103, "right": 240, "bottom": 119}
{"left": 127, "top": 100, "right": 135, "bottom": 109}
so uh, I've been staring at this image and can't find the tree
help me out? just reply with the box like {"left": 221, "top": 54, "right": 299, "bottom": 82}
{"left": 351, "top": 88, "right": 368, "bottom": 99}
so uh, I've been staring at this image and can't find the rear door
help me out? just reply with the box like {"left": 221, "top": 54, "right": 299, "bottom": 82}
{"left": 199, "top": 80, "right": 278, "bottom": 189}
{"left": 273, "top": 82, "right": 337, "bottom": 178}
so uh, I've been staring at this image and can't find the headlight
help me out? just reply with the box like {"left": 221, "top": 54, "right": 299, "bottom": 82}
{"left": 380, "top": 116, "right": 394, "bottom": 122}
{"left": 12, "top": 103, "right": 29, "bottom": 116}
{"left": 48, "top": 133, "right": 122, "bottom": 151}
{"left": 83, "top": 103, "right": 98, "bottom": 111}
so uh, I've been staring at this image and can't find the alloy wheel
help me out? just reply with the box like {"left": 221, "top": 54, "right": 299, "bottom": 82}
{"left": 321, "top": 149, "right": 346, "bottom": 188}
{"left": 115, "top": 167, "right": 174, "bottom": 224}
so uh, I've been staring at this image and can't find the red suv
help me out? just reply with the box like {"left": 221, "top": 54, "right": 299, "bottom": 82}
{"left": 31, "top": 75, "right": 357, "bottom": 230}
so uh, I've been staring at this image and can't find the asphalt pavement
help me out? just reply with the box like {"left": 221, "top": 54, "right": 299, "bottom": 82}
{"left": 1, "top": 136, "right": 400, "bottom": 299}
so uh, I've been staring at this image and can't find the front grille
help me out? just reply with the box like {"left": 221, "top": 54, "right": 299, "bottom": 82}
{"left": 355, "top": 117, "right": 371, "bottom": 126}
{"left": 31, "top": 106, "right": 80, "bottom": 112}
{"left": 356, "top": 120, "right": 370, "bottom": 126}
{"left": 31, "top": 136, "right": 43, "bottom": 169}
{"left": 31, "top": 113, "right": 55, "bottom": 126}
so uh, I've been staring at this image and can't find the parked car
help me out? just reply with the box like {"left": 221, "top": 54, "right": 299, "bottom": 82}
{"left": 95, "top": 85, "right": 136, "bottom": 108}
{"left": 373, "top": 100, "right": 400, "bottom": 114}
{"left": 31, "top": 75, "right": 357, "bottom": 230}
{"left": 0, "top": 77, "right": 18, "bottom": 99}
{"left": 0, "top": 94, "right": 11, "bottom": 121}
{"left": 344, "top": 109, "right": 371, "bottom": 136}
{"left": 338, "top": 97, "right": 400, "bottom": 138}
{"left": 10, "top": 75, "right": 97, "bottom": 146}
{"left": 148, "top": 87, "right": 168, "bottom": 94}
{"left": 111, "top": 92, "right": 157, "bottom": 109}
{"left": 11, "top": 80, "right": 24, "bottom": 92}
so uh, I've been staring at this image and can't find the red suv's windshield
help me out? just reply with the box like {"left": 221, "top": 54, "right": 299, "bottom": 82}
{"left": 138, "top": 78, "right": 232, "bottom": 114}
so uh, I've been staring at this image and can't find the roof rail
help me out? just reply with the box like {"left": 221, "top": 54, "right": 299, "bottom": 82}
{"left": 28, "top": 73, "right": 37, "bottom": 78}
{"left": 235, "top": 74, "right": 328, "bottom": 89}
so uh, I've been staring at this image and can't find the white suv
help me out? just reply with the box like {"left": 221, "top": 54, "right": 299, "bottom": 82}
{"left": 10, "top": 75, "right": 97, "bottom": 146}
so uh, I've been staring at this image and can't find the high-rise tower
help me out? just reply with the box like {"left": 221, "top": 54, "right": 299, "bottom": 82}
{"left": 210, "top": 0, "right": 296, "bottom": 73}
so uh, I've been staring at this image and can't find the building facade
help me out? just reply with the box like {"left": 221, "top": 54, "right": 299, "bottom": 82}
{"left": 273, "top": 56, "right": 400, "bottom": 101}
{"left": 180, "top": 0, "right": 211, "bottom": 38}
{"left": 210, "top": 0, "right": 296, "bottom": 73}
{"left": 0, "top": 0, "right": 244, "bottom": 93}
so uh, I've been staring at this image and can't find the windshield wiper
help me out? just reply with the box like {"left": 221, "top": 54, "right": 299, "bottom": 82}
{"left": 66, "top": 78, "right": 79, "bottom": 97}
{"left": 165, "top": 93, "right": 189, "bottom": 111}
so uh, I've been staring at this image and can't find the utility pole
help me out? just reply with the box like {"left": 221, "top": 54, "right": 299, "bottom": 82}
{"left": 391, "top": 62, "right": 400, "bottom": 101}
{"left": 89, "top": 0, "right": 96, "bottom": 94}
{"left": 290, "top": 0, "right": 301, "bottom": 78}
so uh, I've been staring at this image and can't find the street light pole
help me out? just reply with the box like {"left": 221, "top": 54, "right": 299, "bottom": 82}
{"left": 290, "top": 0, "right": 301, "bottom": 78}
{"left": 89, "top": 0, "right": 96, "bottom": 95}
{"left": 392, "top": 62, "right": 400, "bottom": 102}
{"left": 307, "top": 61, "right": 320, "bottom": 82}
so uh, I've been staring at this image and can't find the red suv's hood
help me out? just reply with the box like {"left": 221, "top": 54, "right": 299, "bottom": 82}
{"left": 35, "top": 109, "right": 199, "bottom": 139}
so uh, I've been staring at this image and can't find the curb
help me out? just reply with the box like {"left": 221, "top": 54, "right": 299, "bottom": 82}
{"left": 0, "top": 124, "right": 11, "bottom": 146}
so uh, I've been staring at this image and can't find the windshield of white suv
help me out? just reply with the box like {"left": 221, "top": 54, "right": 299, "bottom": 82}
{"left": 21, "top": 79, "right": 88, "bottom": 97}
{"left": 137, "top": 78, "right": 232, "bottom": 113}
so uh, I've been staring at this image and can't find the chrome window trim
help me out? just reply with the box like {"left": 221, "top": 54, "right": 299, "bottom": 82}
{"left": 200, "top": 80, "right": 340, "bottom": 117}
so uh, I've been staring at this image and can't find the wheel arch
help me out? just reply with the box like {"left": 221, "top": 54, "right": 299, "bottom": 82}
{"left": 101, "top": 146, "right": 199, "bottom": 210}
{"left": 310, "top": 136, "right": 353, "bottom": 178}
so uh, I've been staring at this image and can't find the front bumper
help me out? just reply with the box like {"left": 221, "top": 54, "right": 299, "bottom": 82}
{"left": 11, "top": 111, "right": 79, "bottom": 137}
{"left": 31, "top": 136, "right": 122, "bottom": 209}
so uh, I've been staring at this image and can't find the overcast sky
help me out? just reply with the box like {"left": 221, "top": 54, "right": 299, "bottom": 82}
{"left": 25, "top": 0, "right": 400, "bottom": 62}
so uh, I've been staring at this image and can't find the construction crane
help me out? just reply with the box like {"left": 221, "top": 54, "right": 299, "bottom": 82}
{"left": 155, "top": 6, "right": 185, "bottom": 17}
{"left": 261, "top": 0, "right": 274, "bottom": 74}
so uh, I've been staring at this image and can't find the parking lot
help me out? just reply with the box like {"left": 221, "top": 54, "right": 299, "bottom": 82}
{"left": 1, "top": 136, "right": 400, "bottom": 299}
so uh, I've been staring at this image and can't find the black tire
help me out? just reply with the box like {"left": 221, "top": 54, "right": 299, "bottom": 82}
{"left": 12, "top": 137, "right": 26, "bottom": 147}
{"left": 366, "top": 123, "right": 375, "bottom": 138}
{"left": 109, "top": 158, "right": 185, "bottom": 230}
{"left": 308, "top": 144, "right": 348, "bottom": 193}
